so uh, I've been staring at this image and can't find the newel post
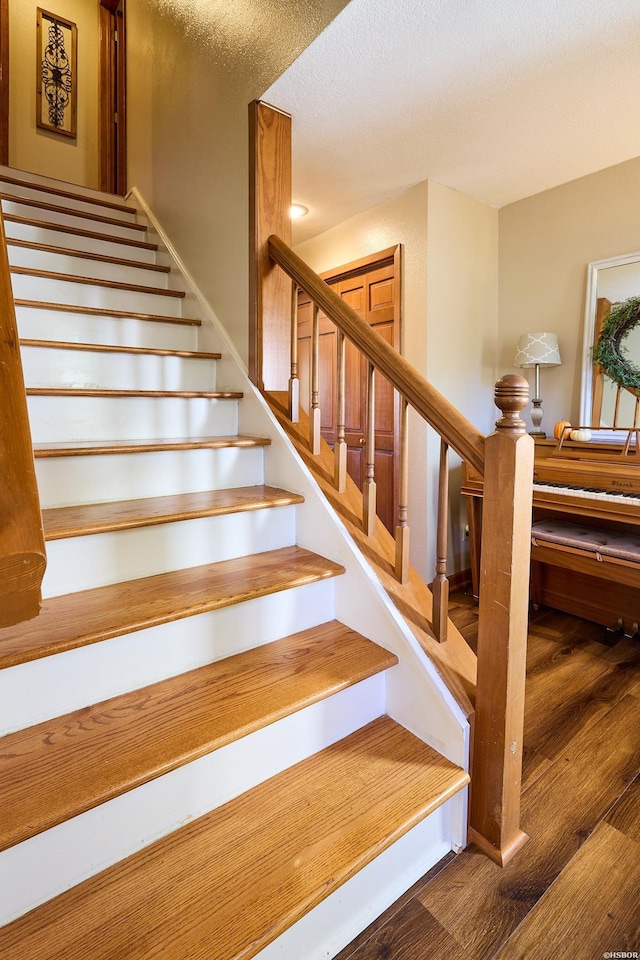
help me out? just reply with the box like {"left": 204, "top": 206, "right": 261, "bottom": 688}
{"left": 248, "top": 100, "right": 292, "bottom": 391}
{"left": 468, "top": 374, "right": 533, "bottom": 866}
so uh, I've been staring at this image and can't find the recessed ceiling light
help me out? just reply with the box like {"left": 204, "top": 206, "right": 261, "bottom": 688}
{"left": 290, "top": 203, "right": 309, "bottom": 219}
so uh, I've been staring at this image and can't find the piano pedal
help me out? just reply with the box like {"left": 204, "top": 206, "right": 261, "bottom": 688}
{"left": 605, "top": 618, "right": 625, "bottom": 639}
{"left": 626, "top": 621, "right": 639, "bottom": 641}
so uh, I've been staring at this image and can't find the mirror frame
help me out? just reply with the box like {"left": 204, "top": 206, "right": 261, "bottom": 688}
{"left": 580, "top": 248, "right": 640, "bottom": 439}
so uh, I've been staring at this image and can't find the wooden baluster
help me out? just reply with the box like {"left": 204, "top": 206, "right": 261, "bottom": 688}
{"left": 363, "top": 361, "right": 377, "bottom": 535}
{"left": 613, "top": 384, "right": 622, "bottom": 427}
{"left": 310, "top": 302, "right": 321, "bottom": 454}
{"left": 334, "top": 329, "right": 347, "bottom": 492}
{"left": 288, "top": 280, "right": 299, "bottom": 422}
{"left": 394, "top": 396, "right": 409, "bottom": 583}
{"left": 468, "top": 374, "right": 533, "bottom": 867}
{"left": 432, "top": 439, "right": 449, "bottom": 642}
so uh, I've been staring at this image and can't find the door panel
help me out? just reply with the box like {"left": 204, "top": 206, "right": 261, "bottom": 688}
{"left": 297, "top": 247, "right": 400, "bottom": 533}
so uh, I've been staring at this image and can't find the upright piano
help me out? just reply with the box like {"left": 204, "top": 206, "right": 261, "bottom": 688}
{"left": 462, "top": 438, "right": 640, "bottom": 630}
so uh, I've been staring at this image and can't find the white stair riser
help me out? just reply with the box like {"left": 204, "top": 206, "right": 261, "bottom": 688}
{"left": 0, "top": 675, "right": 385, "bottom": 926}
{"left": 28, "top": 395, "right": 239, "bottom": 443}
{"left": 4, "top": 218, "right": 157, "bottom": 263}
{"left": 0, "top": 181, "right": 138, "bottom": 223}
{"left": 0, "top": 579, "right": 337, "bottom": 734}
{"left": 0, "top": 167, "right": 134, "bottom": 207}
{"left": 1, "top": 198, "right": 144, "bottom": 240}
{"left": 22, "top": 346, "right": 217, "bottom": 392}
{"left": 8, "top": 244, "right": 169, "bottom": 289}
{"left": 10, "top": 273, "right": 182, "bottom": 317}
{"left": 16, "top": 305, "right": 198, "bottom": 351}
{"left": 42, "top": 505, "right": 298, "bottom": 597}
{"left": 35, "top": 445, "right": 265, "bottom": 508}
{"left": 256, "top": 804, "right": 455, "bottom": 960}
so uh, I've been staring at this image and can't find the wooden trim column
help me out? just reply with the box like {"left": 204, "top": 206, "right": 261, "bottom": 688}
{"left": 249, "top": 100, "right": 291, "bottom": 391}
{"left": 0, "top": 0, "right": 8, "bottom": 167}
{"left": 468, "top": 374, "right": 533, "bottom": 866}
{"left": 0, "top": 212, "right": 47, "bottom": 626}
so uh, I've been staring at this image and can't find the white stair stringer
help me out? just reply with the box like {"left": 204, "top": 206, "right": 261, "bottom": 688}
{"left": 0, "top": 173, "right": 470, "bottom": 958}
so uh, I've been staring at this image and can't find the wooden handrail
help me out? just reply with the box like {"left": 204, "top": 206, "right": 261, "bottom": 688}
{"left": 268, "top": 234, "right": 486, "bottom": 477}
{"left": 0, "top": 212, "right": 46, "bottom": 626}
{"left": 253, "top": 101, "right": 534, "bottom": 868}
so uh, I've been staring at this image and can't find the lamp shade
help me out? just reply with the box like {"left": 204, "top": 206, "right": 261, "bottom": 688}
{"left": 514, "top": 332, "right": 561, "bottom": 368}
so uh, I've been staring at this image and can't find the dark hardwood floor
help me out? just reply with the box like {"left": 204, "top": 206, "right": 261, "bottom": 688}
{"left": 336, "top": 589, "right": 640, "bottom": 960}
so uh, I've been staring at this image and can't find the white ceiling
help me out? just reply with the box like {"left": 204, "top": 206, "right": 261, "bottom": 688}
{"left": 264, "top": 0, "right": 640, "bottom": 243}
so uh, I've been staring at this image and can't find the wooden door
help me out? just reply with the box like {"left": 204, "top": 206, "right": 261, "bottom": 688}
{"left": 0, "top": 1, "right": 125, "bottom": 191}
{"left": 99, "top": 0, "right": 127, "bottom": 195}
{"left": 297, "top": 247, "right": 401, "bottom": 534}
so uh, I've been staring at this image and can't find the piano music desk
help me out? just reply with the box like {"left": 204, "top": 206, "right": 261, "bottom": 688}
{"left": 462, "top": 439, "right": 640, "bottom": 632}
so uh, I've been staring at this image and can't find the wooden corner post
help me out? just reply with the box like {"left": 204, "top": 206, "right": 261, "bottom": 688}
{"left": 0, "top": 213, "right": 47, "bottom": 626}
{"left": 468, "top": 374, "right": 533, "bottom": 866}
{"left": 248, "top": 100, "right": 292, "bottom": 392}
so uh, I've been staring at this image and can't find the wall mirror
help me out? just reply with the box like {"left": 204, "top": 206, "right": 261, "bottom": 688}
{"left": 580, "top": 250, "right": 640, "bottom": 439}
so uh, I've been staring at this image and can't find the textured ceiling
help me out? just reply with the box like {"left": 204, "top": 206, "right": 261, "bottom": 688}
{"left": 264, "top": 0, "right": 640, "bottom": 242}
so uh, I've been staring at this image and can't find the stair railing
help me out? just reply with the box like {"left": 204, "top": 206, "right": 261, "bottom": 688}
{"left": 0, "top": 209, "right": 47, "bottom": 627}
{"left": 250, "top": 99, "right": 534, "bottom": 866}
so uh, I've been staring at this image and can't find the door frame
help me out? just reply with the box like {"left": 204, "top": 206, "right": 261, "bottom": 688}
{"left": 0, "top": 0, "right": 126, "bottom": 191}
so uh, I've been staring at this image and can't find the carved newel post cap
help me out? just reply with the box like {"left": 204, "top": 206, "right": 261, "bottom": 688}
{"left": 494, "top": 374, "right": 529, "bottom": 433}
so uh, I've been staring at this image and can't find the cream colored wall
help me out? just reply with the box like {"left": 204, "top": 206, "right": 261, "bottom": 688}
{"left": 499, "top": 155, "right": 640, "bottom": 432}
{"left": 9, "top": 0, "right": 99, "bottom": 188}
{"left": 126, "top": 0, "right": 350, "bottom": 366}
{"left": 295, "top": 183, "right": 431, "bottom": 576}
{"left": 295, "top": 180, "right": 498, "bottom": 580}
{"left": 425, "top": 181, "right": 499, "bottom": 575}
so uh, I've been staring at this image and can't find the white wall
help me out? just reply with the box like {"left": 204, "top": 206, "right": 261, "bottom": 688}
{"left": 296, "top": 180, "right": 499, "bottom": 580}
{"left": 9, "top": 0, "right": 99, "bottom": 188}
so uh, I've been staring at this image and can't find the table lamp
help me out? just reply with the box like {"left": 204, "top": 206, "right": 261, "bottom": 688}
{"left": 514, "top": 332, "right": 561, "bottom": 437}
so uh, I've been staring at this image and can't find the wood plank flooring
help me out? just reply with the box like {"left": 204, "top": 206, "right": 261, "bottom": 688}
{"left": 336, "top": 591, "right": 640, "bottom": 960}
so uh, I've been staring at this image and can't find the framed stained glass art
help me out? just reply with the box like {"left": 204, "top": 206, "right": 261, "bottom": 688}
{"left": 36, "top": 8, "right": 77, "bottom": 138}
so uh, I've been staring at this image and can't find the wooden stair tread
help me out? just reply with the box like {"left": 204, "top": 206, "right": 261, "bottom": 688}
{"left": 11, "top": 265, "right": 185, "bottom": 298}
{"left": 3, "top": 214, "right": 158, "bottom": 250}
{"left": 0, "top": 716, "right": 468, "bottom": 960}
{"left": 15, "top": 298, "right": 200, "bottom": 325}
{"left": 33, "top": 434, "right": 271, "bottom": 457}
{"left": 8, "top": 237, "right": 171, "bottom": 272}
{"left": 20, "top": 338, "right": 221, "bottom": 360}
{"left": 27, "top": 387, "right": 242, "bottom": 399}
{"left": 0, "top": 546, "right": 344, "bottom": 669}
{"left": 0, "top": 193, "right": 147, "bottom": 231}
{"left": 0, "top": 172, "right": 133, "bottom": 212}
{"left": 0, "top": 623, "right": 396, "bottom": 851}
{"left": 42, "top": 485, "right": 305, "bottom": 540}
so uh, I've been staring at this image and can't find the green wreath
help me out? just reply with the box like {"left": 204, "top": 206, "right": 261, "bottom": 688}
{"left": 593, "top": 294, "right": 640, "bottom": 392}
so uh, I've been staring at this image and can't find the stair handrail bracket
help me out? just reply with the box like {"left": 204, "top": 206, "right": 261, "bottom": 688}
{"left": 0, "top": 210, "right": 46, "bottom": 627}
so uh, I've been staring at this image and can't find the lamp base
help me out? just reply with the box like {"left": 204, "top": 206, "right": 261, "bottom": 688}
{"left": 530, "top": 397, "right": 545, "bottom": 438}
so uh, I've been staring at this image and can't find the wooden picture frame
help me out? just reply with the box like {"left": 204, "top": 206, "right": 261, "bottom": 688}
{"left": 36, "top": 8, "right": 77, "bottom": 138}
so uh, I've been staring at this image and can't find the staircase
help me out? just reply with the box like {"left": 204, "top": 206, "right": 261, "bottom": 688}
{"left": 0, "top": 170, "right": 469, "bottom": 960}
